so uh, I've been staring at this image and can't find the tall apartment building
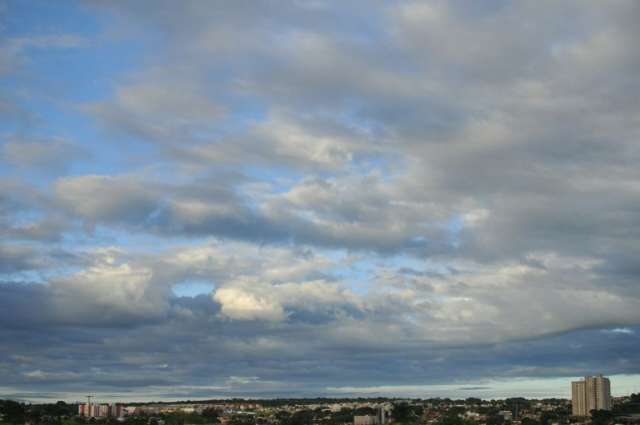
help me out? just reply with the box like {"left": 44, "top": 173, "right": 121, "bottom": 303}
{"left": 571, "top": 375, "right": 612, "bottom": 416}
{"left": 376, "top": 407, "right": 387, "bottom": 425}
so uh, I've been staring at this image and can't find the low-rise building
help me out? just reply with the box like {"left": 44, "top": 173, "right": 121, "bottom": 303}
{"left": 354, "top": 415, "right": 378, "bottom": 425}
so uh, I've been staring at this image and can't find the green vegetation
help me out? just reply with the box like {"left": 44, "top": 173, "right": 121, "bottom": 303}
{"left": 160, "top": 411, "right": 215, "bottom": 425}
{"left": 614, "top": 393, "right": 640, "bottom": 415}
{"left": 0, "top": 400, "right": 26, "bottom": 425}
{"left": 590, "top": 409, "right": 614, "bottom": 425}
{"left": 432, "top": 410, "right": 473, "bottom": 425}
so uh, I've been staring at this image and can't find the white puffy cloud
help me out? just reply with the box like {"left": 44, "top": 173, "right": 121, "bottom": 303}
{"left": 213, "top": 286, "right": 286, "bottom": 322}
{"left": 213, "top": 277, "right": 364, "bottom": 322}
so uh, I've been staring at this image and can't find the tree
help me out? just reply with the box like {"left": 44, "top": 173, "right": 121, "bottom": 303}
{"left": 202, "top": 408, "right": 220, "bottom": 423}
{"left": 1, "top": 400, "right": 26, "bottom": 424}
{"left": 275, "top": 411, "right": 291, "bottom": 423}
{"left": 123, "top": 414, "right": 149, "bottom": 425}
{"left": 412, "top": 406, "right": 423, "bottom": 418}
{"left": 590, "top": 410, "right": 613, "bottom": 425}
{"left": 328, "top": 408, "right": 352, "bottom": 425}
{"left": 446, "top": 407, "right": 465, "bottom": 418}
{"left": 539, "top": 411, "right": 562, "bottom": 425}
{"left": 435, "top": 414, "right": 470, "bottom": 425}
{"left": 289, "top": 410, "right": 313, "bottom": 425}
{"left": 486, "top": 415, "right": 505, "bottom": 425}
{"left": 228, "top": 415, "right": 255, "bottom": 425}
{"left": 521, "top": 418, "right": 540, "bottom": 425}
{"left": 392, "top": 403, "right": 411, "bottom": 423}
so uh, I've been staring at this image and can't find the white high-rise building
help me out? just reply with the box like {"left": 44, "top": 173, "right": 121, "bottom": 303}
{"left": 376, "top": 407, "right": 387, "bottom": 425}
{"left": 571, "top": 381, "right": 587, "bottom": 417}
{"left": 571, "top": 375, "right": 611, "bottom": 416}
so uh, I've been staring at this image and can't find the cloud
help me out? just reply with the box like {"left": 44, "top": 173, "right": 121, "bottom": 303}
{"left": 2, "top": 0, "right": 640, "bottom": 399}
{"left": 604, "top": 328, "right": 635, "bottom": 335}
{"left": 2, "top": 137, "right": 87, "bottom": 174}
{"left": 49, "top": 250, "right": 170, "bottom": 325}
{"left": 212, "top": 277, "right": 363, "bottom": 323}
{"left": 54, "top": 175, "right": 159, "bottom": 224}
{"left": 89, "top": 75, "right": 226, "bottom": 147}
{"left": 48, "top": 171, "right": 456, "bottom": 254}
{"left": 213, "top": 286, "right": 286, "bottom": 322}
{"left": 0, "top": 244, "right": 47, "bottom": 273}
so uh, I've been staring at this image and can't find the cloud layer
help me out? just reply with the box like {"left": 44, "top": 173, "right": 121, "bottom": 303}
{"left": 1, "top": 0, "right": 640, "bottom": 400}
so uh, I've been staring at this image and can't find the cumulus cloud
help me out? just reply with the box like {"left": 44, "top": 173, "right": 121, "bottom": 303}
{"left": 213, "top": 277, "right": 364, "bottom": 323}
{"left": 214, "top": 286, "right": 286, "bottom": 322}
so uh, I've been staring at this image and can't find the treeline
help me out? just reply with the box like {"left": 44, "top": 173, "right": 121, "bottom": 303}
{"left": 114, "top": 397, "right": 571, "bottom": 408}
{"left": 613, "top": 393, "right": 640, "bottom": 415}
{"left": 126, "top": 398, "right": 393, "bottom": 407}
{"left": 0, "top": 400, "right": 77, "bottom": 425}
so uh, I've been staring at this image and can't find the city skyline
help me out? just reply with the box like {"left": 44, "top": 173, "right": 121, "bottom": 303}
{"left": 1, "top": 1, "right": 640, "bottom": 402}
{"left": 4, "top": 374, "right": 639, "bottom": 404}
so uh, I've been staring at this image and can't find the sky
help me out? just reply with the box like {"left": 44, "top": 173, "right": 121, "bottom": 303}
{"left": 1, "top": 0, "right": 640, "bottom": 403}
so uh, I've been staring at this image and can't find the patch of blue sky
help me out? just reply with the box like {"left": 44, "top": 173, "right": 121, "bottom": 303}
{"left": 410, "top": 213, "right": 466, "bottom": 252}
{"left": 446, "top": 214, "right": 465, "bottom": 248}
{"left": 338, "top": 98, "right": 391, "bottom": 135}
{"left": 381, "top": 254, "right": 428, "bottom": 273}
{"left": 56, "top": 225, "right": 101, "bottom": 249}
{"left": 6, "top": 209, "right": 44, "bottom": 226}
{"left": 0, "top": 270, "right": 47, "bottom": 284}
{"left": 319, "top": 248, "right": 455, "bottom": 296}
{"left": 0, "top": 251, "right": 84, "bottom": 284}
{"left": 18, "top": 45, "right": 122, "bottom": 102}
{"left": 349, "top": 151, "right": 403, "bottom": 181}
{"left": 172, "top": 280, "right": 215, "bottom": 298}
{"left": 3, "top": 0, "right": 92, "bottom": 36}
{"left": 1, "top": 1, "right": 154, "bottom": 181}
{"left": 388, "top": 254, "right": 456, "bottom": 278}
{"left": 3, "top": 2, "right": 138, "bottom": 104}
{"left": 70, "top": 138, "right": 163, "bottom": 179}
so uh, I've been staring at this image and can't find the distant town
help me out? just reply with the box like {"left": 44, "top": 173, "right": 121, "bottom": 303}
{"left": 1, "top": 376, "right": 639, "bottom": 425}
